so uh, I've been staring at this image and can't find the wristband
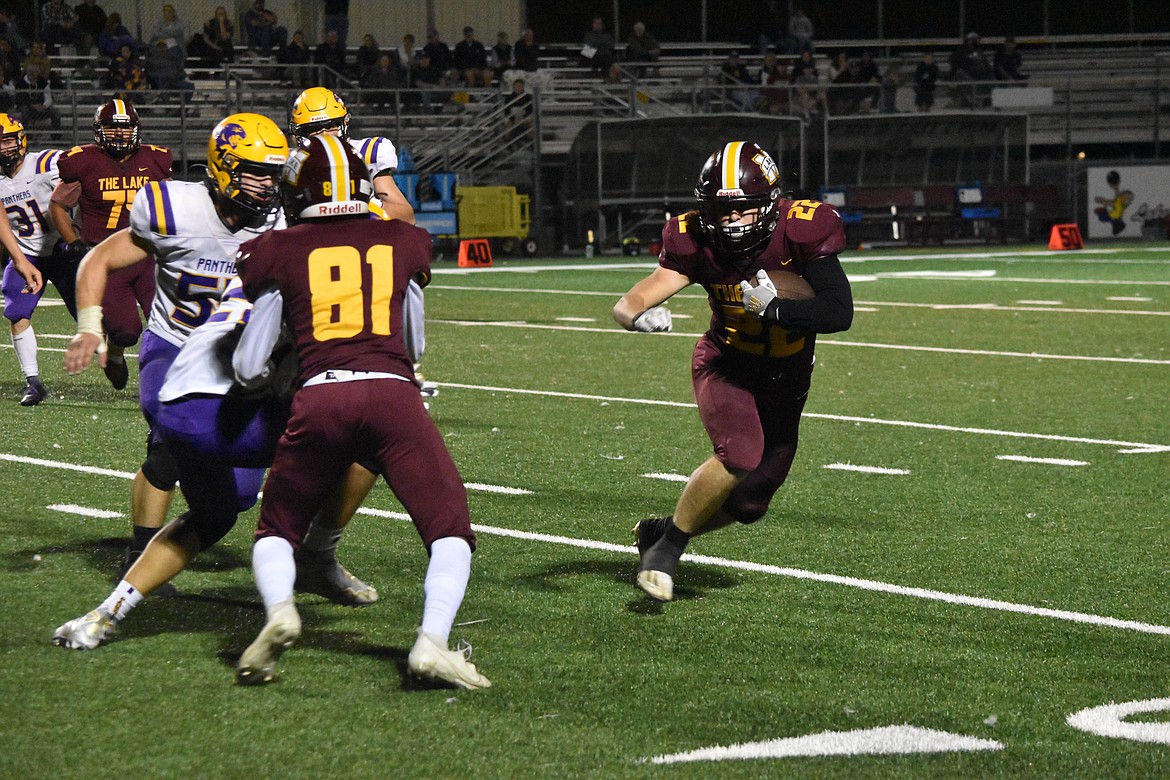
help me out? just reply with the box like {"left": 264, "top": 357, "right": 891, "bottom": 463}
{"left": 77, "top": 305, "right": 104, "bottom": 337}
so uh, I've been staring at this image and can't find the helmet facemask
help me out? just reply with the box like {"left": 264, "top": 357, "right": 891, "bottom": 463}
{"left": 696, "top": 190, "right": 780, "bottom": 255}
{"left": 0, "top": 126, "right": 26, "bottom": 169}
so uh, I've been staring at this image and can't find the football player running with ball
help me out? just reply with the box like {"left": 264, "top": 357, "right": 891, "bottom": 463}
{"left": 614, "top": 141, "right": 854, "bottom": 603}
{"left": 233, "top": 136, "right": 488, "bottom": 689}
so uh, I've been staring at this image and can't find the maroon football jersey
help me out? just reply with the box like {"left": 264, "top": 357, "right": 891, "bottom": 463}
{"left": 53, "top": 143, "right": 173, "bottom": 244}
{"left": 238, "top": 217, "right": 432, "bottom": 383}
{"left": 660, "top": 198, "right": 845, "bottom": 361}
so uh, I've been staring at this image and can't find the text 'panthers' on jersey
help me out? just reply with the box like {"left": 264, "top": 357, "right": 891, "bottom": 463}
{"left": 1, "top": 149, "right": 63, "bottom": 258}
{"left": 52, "top": 142, "right": 173, "bottom": 244}
{"left": 660, "top": 197, "right": 845, "bottom": 361}
{"left": 129, "top": 179, "right": 285, "bottom": 348}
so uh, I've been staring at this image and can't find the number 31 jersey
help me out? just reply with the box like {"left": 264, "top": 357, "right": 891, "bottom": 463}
{"left": 129, "top": 179, "right": 284, "bottom": 348}
{"left": 0, "top": 149, "right": 62, "bottom": 258}
{"left": 53, "top": 143, "right": 173, "bottom": 244}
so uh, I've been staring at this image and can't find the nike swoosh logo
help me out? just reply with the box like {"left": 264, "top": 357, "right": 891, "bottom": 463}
{"left": 780, "top": 257, "right": 793, "bottom": 265}
{"left": 138, "top": 167, "right": 149, "bottom": 172}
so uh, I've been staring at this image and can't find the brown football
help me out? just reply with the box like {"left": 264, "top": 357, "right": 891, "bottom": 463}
{"left": 765, "top": 269, "right": 815, "bottom": 300}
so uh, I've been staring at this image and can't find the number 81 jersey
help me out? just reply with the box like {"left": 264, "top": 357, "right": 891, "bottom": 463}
{"left": 0, "top": 149, "right": 62, "bottom": 258}
{"left": 130, "top": 179, "right": 284, "bottom": 348}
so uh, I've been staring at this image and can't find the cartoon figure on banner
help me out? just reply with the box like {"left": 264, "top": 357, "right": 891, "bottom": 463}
{"left": 1093, "top": 170, "right": 1133, "bottom": 236}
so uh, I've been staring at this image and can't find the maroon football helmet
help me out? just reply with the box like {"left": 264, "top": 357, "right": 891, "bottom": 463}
{"left": 93, "top": 98, "right": 141, "bottom": 158}
{"left": 281, "top": 134, "right": 372, "bottom": 224}
{"left": 694, "top": 141, "right": 782, "bottom": 255}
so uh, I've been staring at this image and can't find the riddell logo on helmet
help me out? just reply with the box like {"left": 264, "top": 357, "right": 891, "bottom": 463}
{"left": 717, "top": 188, "right": 745, "bottom": 197}
{"left": 315, "top": 202, "right": 365, "bottom": 216}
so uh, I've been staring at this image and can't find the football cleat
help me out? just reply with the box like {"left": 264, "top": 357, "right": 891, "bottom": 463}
{"left": 52, "top": 608, "right": 116, "bottom": 650}
{"left": 103, "top": 356, "right": 129, "bottom": 390}
{"left": 408, "top": 629, "right": 491, "bottom": 690}
{"left": 293, "top": 549, "right": 378, "bottom": 607}
{"left": 632, "top": 516, "right": 670, "bottom": 558}
{"left": 636, "top": 569, "right": 674, "bottom": 602}
{"left": 19, "top": 376, "right": 47, "bottom": 406}
{"left": 417, "top": 375, "right": 439, "bottom": 399}
{"left": 236, "top": 601, "right": 301, "bottom": 686}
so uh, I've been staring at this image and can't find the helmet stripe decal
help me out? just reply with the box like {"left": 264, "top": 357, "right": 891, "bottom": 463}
{"left": 321, "top": 134, "right": 350, "bottom": 201}
{"left": 722, "top": 141, "right": 744, "bottom": 191}
{"left": 113, "top": 99, "right": 127, "bottom": 117}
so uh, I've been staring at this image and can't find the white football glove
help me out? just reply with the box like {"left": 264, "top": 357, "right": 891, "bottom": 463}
{"left": 632, "top": 306, "right": 672, "bottom": 332}
{"left": 739, "top": 269, "right": 777, "bottom": 317}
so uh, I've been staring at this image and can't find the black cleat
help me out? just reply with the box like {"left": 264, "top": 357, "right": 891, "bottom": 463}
{"left": 19, "top": 376, "right": 48, "bottom": 406}
{"left": 103, "top": 357, "right": 129, "bottom": 390}
{"left": 632, "top": 516, "right": 671, "bottom": 557}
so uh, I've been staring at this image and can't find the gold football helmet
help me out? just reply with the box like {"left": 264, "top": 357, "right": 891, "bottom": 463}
{"left": 207, "top": 113, "right": 289, "bottom": 219}
{"left": 0, "top": 113, "right": 27, "bottom": 168}
{"left": 289, "top": 87, "right": 350, "bottom": 144}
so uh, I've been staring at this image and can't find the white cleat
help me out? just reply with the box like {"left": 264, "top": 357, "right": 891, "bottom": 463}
{"left": 636, "top": 569, "right": 674, "bottom": 602}
{"left": 52, "top": 608, "right": 116, "bottom": 650}
{"left": 236, "top": 602, "right": 302, "bottom": 686}
{"left": 408, "top": 629, "right": 491, "bottom": 690}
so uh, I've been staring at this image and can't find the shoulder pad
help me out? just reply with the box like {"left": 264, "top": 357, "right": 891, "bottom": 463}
{"left": 780, "top": 198, "right": 845, "bottom": 257}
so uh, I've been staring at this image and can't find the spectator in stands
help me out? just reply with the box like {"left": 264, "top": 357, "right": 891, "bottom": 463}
{"left": 828, "top": 53, "right": 859, "bottom": 114}
{"left": 503, "top": 76, "right": 532, "bottom": 138}
{"left": 73, "top": 0, "right": 105, "bottom": 57}
{"left": 950, "top": 31, "right": 992, "bottom": 106}
{"left": 277, "top": 29, "right": 311, "bottom": 87}
{"left": 148, "top": 4, "right": 185, "bottom": 57}
{"left": 994, "top": 36, "right": 1027, "bottom": 81}
{"left": 580, "top": 16, "right": 614, "bottom": 75}
{"left": 322, "top": 0, "right": 348, "bottom": 50}
{"left": 0, "top": 61, "right": 13, "bottom": 113}
{"left": 394, "top": 33, "right": 418, "bottom": 86}
{"left": 189, "top": 6, "right": 234, "bottom": 67}
{"left": 0, "top": 10, "right": 29, "bottom": 55}
{"left": 22, "top": 41, "right": 52, "bottom": 83}
{"left": 423, "top": 29, "right": 456, "bottom": 83}
{"left": 855, "top": 49, "right": 881, "bottom": 112}
{"left": 913, "top": 51, "right": 938, "bottom": 111}
{"left": 490, "top": 31, "right": 511, "bottom": 85}
{"left": 313, "top": 28, "right": 346, "bottom": 86}
{"left": 413, "top": 48, "right": 444, "bottom": 114}
{"left": 145, "top": 37, "right": 193, "bottom": 101}
{"left": 513, "top": 28, "right": 539, "bottom": 73}
{"left": 789, "top": 48, "right": 826, "bottom": 117}
{"left": 453, "top": 26, "right": 491, "bottom": 88}
{"left": 0, "top": 37, "right": 22, "bottom": 77}
{"left": 363, "top": 52, "right": 400, "bottom": 109}
{"left": 354, "top": 33, "right": 380, "bottom": 83}
{"left": 97, "top": 12, "right": 135, "bottom": 59}
{"left": 106, "top": 41, "right": 146, "bottom": 96}
{"left": 41, "top": 0, "right": 81, "bottom": 52}
{"left": 243, "top": 0, "right": 286, "bottom": 57}
{"left": 787, "top": 7, "right": 814, "bottom": 55}
{"left": 15, "top": 56, "right": 62, "bottom": 128}
{"left": 757, "top": 50, "right": 788, "bottom": 114}
{"left": 624, "top": 21, "right": 661, "bottom": 78}
{"left": 880, "top": 61, "right": 901, "bottom": 113}
{"left": 720, "top": 51, "right": 758, "bottom": 111}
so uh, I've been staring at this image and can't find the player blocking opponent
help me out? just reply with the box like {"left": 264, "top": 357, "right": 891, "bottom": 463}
{"left": 0, "top": 113, "right": 73, "bottom": 405}
{"left": 614, "top": 141, "right": 854, "bottom": 602}
{"left": 234, "top": 135, "right": 489, "bottom": 689}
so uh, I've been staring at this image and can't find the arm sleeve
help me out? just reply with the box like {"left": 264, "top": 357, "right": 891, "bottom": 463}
{"left": 766, "top": 255, "right": 854, "bottom": 334}
{"left": 402, "top": 277, "right": 425, "bottom": 364}
{"left": 233, "top": 288, "right": 284, "bottom": 386}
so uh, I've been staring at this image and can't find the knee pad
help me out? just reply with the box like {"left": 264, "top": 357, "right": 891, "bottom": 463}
{"left": 141, "top": 438, "right": 180, "bottom": 490}
{"left": 171, "top": 510, "right": 238, "bottom": 553}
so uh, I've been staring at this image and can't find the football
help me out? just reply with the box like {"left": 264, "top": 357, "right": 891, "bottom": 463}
{"left": 765, "top": 269, "right": 815, "bottom": 300}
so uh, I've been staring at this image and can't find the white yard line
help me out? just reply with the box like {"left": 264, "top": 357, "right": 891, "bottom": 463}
{"left": 10, "top": 450, "right": 1170, "bottom": 636}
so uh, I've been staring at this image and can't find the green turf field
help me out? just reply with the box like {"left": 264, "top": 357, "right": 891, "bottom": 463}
{"left": 2, "top": 242, "right": 1168, "bottom": 778}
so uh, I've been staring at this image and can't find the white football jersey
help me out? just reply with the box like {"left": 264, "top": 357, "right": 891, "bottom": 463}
{"left": 129, "top": 180, "right": 284, "bottom": 348}
{"left": 349, "top": 136, "right": 398, "bottom": 181}
{"left": 0, "top": 149, "right": 63, "bottom": 258}
{"left": 158, "top": 278, "right": 251, "bottom": 401}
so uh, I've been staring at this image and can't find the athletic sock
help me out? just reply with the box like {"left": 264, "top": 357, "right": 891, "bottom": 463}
{"left": 11, "top": 327, "right": 38, "bottom": 378}
{"left": 420, "top": 537, "right": 472, "bottom": 644}
{"left": 253, "top": 535, "right": 296, "bottom": 614}
{"left": 99, "top": 580, "right": 145, "bottom": 621}
{"left": 640, "top": 519, "right": 692, "bottom": 575}
{"left": 298, "top": 524, "right": 343, "bottom": 561}
{"left": 130, "top": 524, "right": 161, "bottom": 556}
